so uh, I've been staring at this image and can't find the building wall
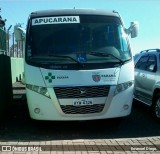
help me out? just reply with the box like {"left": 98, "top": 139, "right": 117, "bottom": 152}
{"left": 11, "top": 57, "right": 24, "bottom": 83}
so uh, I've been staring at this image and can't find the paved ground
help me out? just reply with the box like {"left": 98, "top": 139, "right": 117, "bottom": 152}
{"left": 0, "top": 137, "right": 160, "bottom": 153}
{"left": 0, "top": 82, "right": 160, "bottom": 154}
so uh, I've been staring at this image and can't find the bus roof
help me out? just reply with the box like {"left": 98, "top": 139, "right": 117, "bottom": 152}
{"left": 30, "top": 9, "right": 120, "bottom": 18}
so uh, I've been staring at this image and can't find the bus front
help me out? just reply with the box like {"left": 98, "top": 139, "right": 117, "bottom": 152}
{"left": 25, "top": 9, "right": 137, "bottom": 120}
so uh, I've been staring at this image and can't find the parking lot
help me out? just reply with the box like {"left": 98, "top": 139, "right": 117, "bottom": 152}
{"left": 0, "top": 83, "right": 160, "bottom": 153}
{"left": 1, "top": 99, "right": 160, "bottom": 140}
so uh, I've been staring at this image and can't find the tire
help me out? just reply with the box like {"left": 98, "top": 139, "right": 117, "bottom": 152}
{"left": 152, "top": 97, "right": 160, "bottom": 121}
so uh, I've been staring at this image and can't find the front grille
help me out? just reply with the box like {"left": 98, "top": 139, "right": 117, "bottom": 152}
{"left": 61, "top": 104, "right": 105, "bottom": 114}
{"left": 54, "top": 85, "right": 110, "bottom": 99}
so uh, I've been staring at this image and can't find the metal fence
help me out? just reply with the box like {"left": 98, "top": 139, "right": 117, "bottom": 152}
{"left": 0, "top": 28, "right": 7, "bottom": 53}
{"left": 9, "top": 32, "right": 24, "bottom": 58}
{"left": 0, "top": 27, "right": 24, "bottom": 58}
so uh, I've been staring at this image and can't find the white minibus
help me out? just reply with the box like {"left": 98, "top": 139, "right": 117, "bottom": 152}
{"left": 24, "top": 9, "right": 138, "bottom": 120}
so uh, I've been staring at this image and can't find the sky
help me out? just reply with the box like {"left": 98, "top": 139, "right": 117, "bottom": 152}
{"left": 0, "top": 0, "right": 160, "bottom": 55}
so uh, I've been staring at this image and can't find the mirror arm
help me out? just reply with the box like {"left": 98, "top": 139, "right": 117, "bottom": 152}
{"left": 125, "top": 21, "right": 139, "bottom": 38}
{"left": 125, "top": 27, "right": 132, "bottom": 35}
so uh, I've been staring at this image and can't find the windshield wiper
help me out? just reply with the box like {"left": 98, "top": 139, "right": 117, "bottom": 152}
{"left": 88, "top": 52, "right": 124, "bottom": 64}
{"left": 48, "top": 54, "right": 85, "bottom": 67}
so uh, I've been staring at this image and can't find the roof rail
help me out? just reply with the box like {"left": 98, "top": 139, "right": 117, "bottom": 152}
{"left": 140, "top": 48, "right": 160, "bottom": 53}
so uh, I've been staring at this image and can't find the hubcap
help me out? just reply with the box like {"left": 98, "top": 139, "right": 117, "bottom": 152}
{"left": 155, "top": 99, "right": 160, "bottom": 118}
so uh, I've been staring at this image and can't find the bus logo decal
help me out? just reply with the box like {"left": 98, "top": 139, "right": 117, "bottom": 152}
{"left": 45, "top": 72, "right": 69, "bottom": 83}
{"left": 92, "top": 73, "right": 101, "bottom": 82}
{"left": 45, "top": 72, "right": 55, "bottom": 83}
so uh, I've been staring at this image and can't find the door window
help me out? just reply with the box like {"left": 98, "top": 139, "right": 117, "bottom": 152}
{"left": 145, "top": 55, "right": 157, "bottom": 72}
{"left": 135, "top": 54, "right": 157, "bottom": 72}
{"left": 135, "top": 55, "right": 149, "bottom": 70}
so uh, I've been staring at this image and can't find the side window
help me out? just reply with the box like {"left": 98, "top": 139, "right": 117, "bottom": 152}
{"left": 145, "top": 55, "right": 157, "bottom": 72}
{"left": 135, "top": 56, "right": 148, "bottom": 70}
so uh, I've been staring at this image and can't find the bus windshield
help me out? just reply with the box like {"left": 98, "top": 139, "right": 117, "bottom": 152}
{"left": 26, "top": 15, "right": 131, "bottom": 69}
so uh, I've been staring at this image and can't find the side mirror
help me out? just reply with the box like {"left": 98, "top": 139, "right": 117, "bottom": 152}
{"left": 14, "top": 25, "right": 26, "bottom": 41}
{"left": 126, "top": 21, "right": 139, "bottom": 38}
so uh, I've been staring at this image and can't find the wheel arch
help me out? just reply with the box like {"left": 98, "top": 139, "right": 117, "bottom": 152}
{"left": 152, "top": 88, "right": 160, "bottom": 106}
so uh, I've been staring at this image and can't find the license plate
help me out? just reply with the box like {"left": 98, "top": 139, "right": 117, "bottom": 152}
{"left": 73, "top": 98, "right": 93, "bottom": 106}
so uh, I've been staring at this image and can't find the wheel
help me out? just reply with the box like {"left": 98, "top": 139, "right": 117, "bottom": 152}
{"left": 152, "top": 97, "right": 160, "bottom": 121}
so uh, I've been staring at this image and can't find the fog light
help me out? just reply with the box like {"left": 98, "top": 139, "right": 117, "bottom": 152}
{"left": 34, "top": 108, "right": 40, "bottom": 114}
{"left": 123, "top": 104, "right": 129, "bottom": 110}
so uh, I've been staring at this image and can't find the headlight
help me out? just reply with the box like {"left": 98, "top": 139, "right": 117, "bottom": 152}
{"left": 114, "top": 80, "right": 134, "bottom": 96}
{"left": 26, "top": 84, "right": 50, "bottom": 98}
